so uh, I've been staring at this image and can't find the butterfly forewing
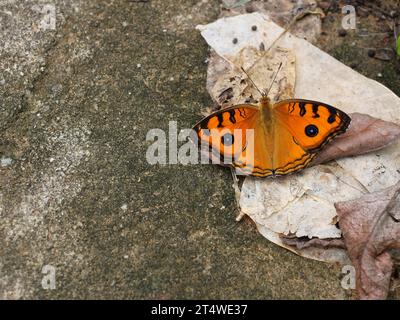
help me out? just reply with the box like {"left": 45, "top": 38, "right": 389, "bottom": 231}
{"left": 193, "top": 105, "right": 260, "bottom": 172}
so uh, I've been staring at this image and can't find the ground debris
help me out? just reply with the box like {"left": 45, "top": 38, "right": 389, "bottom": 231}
{"left": 336, "top": 181, "right": 400, "bottom": 300}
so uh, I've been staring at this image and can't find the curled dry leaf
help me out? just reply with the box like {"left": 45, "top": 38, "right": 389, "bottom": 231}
{"left": 254, "top": 221, "right": 350, "bottom": 264}
{"left": 281, "top": 236, "right": 346, "bottom": 250}
{"left": 335, "top": 181, "right": 400, "bottom": 300}
{"left": 312, "top": 113, "right": 400, "bottom": 166}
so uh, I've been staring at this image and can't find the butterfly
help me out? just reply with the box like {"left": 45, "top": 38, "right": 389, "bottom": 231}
{"left": 193, "top": 95, "right": 351, "bottom": 177}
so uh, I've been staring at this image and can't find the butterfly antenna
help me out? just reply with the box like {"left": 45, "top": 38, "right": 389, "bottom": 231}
{"left": 240, "top": 66, "right": 265, "bottom": 97}
{"left": 265, "top": 62, "right": 283, "bottom": 97}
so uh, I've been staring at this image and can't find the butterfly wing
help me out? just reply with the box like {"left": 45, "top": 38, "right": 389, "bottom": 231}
{"left": 272, "top": 99, "right": 351, "bottom": 175}
{"left": 193, "top": 105, "right": 273, "bottom": 176}
{"left": 193, "top": 100, "right": 351, "bottom": 178}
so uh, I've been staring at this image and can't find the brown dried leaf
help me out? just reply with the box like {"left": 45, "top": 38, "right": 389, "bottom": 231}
{"left": 313, "top": 113, "right": 400, "bottom": 166}
{"left": 281, "top": 235, "right": 346, "bottom": 250}
{"left": 206, "top": 46, "right": 296, "bottom": 110}
{"left": 335, "top": 181, "right": 400, "bottom": 300}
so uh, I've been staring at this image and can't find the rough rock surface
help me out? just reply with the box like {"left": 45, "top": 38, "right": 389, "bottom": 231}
{"left": 0, "top": 0, "right": 399, "bottom": 299}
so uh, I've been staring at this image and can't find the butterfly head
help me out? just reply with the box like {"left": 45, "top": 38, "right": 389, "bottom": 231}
{"left": 259, "top": 95, "right": 272, "bottom": 111}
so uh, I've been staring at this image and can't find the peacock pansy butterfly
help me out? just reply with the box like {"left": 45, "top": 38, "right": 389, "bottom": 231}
{"left": 193, "top": 95, "right": 351, "bottom": 177}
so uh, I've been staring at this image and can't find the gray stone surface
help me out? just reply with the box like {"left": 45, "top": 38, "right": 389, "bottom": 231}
{"left": 0, "top": 0, "right": 398, "bottom": 299}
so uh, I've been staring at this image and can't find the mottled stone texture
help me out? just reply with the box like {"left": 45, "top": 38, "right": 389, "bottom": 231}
{"left": 0, "top": 0, "right": 398, "bottom": 299}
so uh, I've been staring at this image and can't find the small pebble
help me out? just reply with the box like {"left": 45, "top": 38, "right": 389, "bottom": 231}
{"left": 374, "top": 48, "right": 393, "bottom": 61}
{"left": 232, "top": 38, "right": 238, "bottom": 44}
{"left": 0, "top": 157, "right": 12, "bottom": 167}
{"left": 318, "top": 1, "right": 331, "bottom": 11}
{"left": 251, "top": 25, "right": 257, "bottom": 31}
{"left": 367, "top": 49, "right": 376, "bottom": 58}
{"left": 245, "top": 5, "right": 254, "bottom": 13}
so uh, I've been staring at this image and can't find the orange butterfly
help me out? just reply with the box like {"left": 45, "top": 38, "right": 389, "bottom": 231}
{"left": 193, "top": 93, "right": 351, "bottom": 177}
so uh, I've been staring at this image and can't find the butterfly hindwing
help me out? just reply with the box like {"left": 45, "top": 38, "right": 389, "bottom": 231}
{"left": 271, "top": 122, "right": 317, "bottom": 176}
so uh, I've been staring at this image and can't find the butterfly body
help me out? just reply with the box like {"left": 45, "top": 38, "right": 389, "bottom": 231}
{"left": 194, "top": 97, "right": 351, "bottom": 177}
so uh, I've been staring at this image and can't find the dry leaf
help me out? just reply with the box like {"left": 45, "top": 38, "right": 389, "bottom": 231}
{"left": 281, "top": 236, "right": 346, "bottom": 250}
{"left": 240, "top": 165, "right": 365, "bottom": 239}
{"left": 198, "top": 12, "right": 400, "bottom": 265}
{"left": 206, "top": 46, "right": 295, "bottom": 110}
{"left": 220, "top": 0, "right": 322, "bottom": 44}
{"left": 273, "top": 111, "right": 400, "bottom": 259}
{"left": 335, "top": 182, "right": 400, "bottom": 300}
{"left": 313, "top": 113, "right": 400, "bottom": 166}
{"left": 255, "top": 222, "right": 350, "bottom": 264}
